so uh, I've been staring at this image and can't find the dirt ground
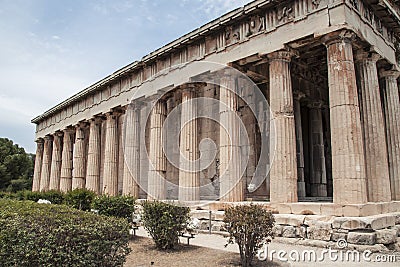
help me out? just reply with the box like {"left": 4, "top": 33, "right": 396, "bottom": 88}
{"left": 125, "top": 236, "right": 282, "bottom": 267}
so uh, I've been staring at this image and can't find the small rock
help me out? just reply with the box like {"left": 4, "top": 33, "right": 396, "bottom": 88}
{"left": 282, "top": 226, "right": 296, "bottom": 238}
{"left": 272, "top": 225, "right": 283, "bottom": 237}
{"left": 347, "top": 231, "right": 376, "bottom": 245}
{"left": 375, "top": 228, "right": 397, "bottom": 245}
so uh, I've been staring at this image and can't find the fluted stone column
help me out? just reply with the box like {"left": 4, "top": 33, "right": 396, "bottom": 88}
{"left": 219, "top": 76, "right": 244, "bottom": 202}
{"left": 86, "top": 118, "right": 102, "bottom": 194}
{"left": 355, "top": 52, "right": 391, "bottom": 202}
{"left": 103, "top": 112, "right": 120, "bottom": 196}
{"left": 268, "top": 50, "right": 298, "bottom": 203}
{"left": 381, "top": 69, "right": 400, "bottom": 200}
{"left": 294, "top": 92, "right": 306, "bottom": 198}
{"left": 148, "top": 100, "right": 167, "bottom": 200}
{"left": 60, "top": 128, "right": 74, "bottom": 192}
{"left": 122, "top": 103, "right": 141, "bottom": 197}
{"left": 179, "top": 87, "right": 200, "bottom": 202}
{"left": 72, "top": 124, "right": 87, "bottom": 189}
{"left": 32, "top": 138, "right": 44, "bottom": 192}
{"left": 322, "top": 31, "right": 367, "bottom": 204}
{"left": 39, "top": 135, "right": 53, "bottom": 192}
{"left": 309, "top": 102, "right": 327, "bottom": 197}
{"left": 49, "top": 132, "right": 63, "bottom": 191}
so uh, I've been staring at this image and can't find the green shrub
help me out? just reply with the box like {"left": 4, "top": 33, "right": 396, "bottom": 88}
{"left": 42, "top": 190, "right": 65, "bottom": 204}
{"left": 224, "top": 204, "right": 275, "bottom": 267}
{"left": 0, "top": 199, "right": 131, "bottom": 266}
{"left": 0, "top": 191, "right": 18, "bottom": 199}
{"left": 65, "top": 188, "right": 95, "bottom": 211}
{"left": 22, "top": 190, "right": 45, "bottom": 202}
{"left": 92, "top": 195, "right": 135, "bottom": 220}
{"left": 141, "top": 201, "right": 190, "bottom": 249}
{"left": 20, "top": 190, "right": 65, "bottom": 204}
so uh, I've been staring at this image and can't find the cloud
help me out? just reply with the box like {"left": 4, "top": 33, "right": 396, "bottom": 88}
{"left": 197, "top": 0, "right": 251, "bottom": 19}
{"left": 0, "top": 0, "right": 252, "bottom": 153}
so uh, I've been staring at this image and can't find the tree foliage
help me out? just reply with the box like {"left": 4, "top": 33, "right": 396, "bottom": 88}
{"left": 224, "top": 204, "right": 275, "bottom": 267}
{"left": 141, "top": 201, "right": 190, "bottom": 249}
{"left": 0, "top": 199, "right": 131, "bottom": 266}
{"left": 0, "top": 138, "right": 34, "bottom": 192}
{"left": 92, "top": 195, "right": 136, "bottom": 220}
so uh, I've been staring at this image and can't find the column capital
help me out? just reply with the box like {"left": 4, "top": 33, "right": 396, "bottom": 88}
{"left": 128, "top": 100, "right": 145, "bottom": 111}
{"left": 267, "top": 47, "right": 299, "bottom": 61}
{"left": 89, "top": 116, "right": 103, "bottom": 124}
{"left": 321, "top": 30, "right": 356, "bottom": 47}
{"left": 354, "top": 50, "right": 381, "bottom": 64}
{"left": 35, "top": 138, "right": 44, "bottom": 144}
{"left": 63, "top": 127, "right": 75, "bottom": 135}
{"left": 105, "top": 110, "right": 123, "bottom": 119}
{"left": 75, "top": 121, "right": 88, "bottom": 129}
{"left": 43, "top": 135, "right": 53, "bottom": 141}
{"left": 54, "top": 131, "right": 64, "bottom": 138}
{"left": 380, "top": 68, "right": 400, "bottom": 79}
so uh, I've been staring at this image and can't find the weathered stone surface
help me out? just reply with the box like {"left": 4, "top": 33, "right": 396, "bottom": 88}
{"left": 281, "top": 226, "right": 296, "bottom": 238}
{"left": 391, "top": 212, "right": 400, "bottom": 225}
{"left": 333, "top": 214, "right": 395, "bottom": 230}
{"left": 375, "top": 229, "right": 397, "bottom": 244}
{"left": 199, "top": 220, "right": 209, "bottom": 230}
{"left": 274, "top": 214, "right": 305, "bottom": 226}
{"left": 331, "top": 231, "right": 347, "bottom": 242}
{"left": 211, "top": 221, "right": 226, "bottom": 232}
{"left": 272, "top": 225, "right": 283, "bottom": 237}
{"left": 307, "top": 221, "right": 332, "bottom": 241}
{"left": 295, "top": 226, "right": 307, "bottom": 239}
{"left": 347, "top": 231, "right": 376, "bottom": 245}
{"left": 290, "top": 203, "right": 321, "bottom": 215}
{"left": 304, "top": 215, "right": 334, "bottom": 226}
{"left": 191, "top": 211, "right": 209, "bottom": 220}
{"left": 392, "top": 225, "right": 400, "bottom": 237}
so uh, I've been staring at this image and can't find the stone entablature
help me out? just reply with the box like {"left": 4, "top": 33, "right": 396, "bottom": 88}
{"left": 32, "top": 0, "right": 399, "bottom": 139}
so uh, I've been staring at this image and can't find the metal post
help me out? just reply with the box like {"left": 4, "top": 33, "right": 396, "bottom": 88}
{"left": 209, "top": 210, "right": 212, "bottom": 234}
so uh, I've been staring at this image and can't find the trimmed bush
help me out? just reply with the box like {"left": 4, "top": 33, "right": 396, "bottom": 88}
{"left": 92, "top": 195, "right": 135, "bottom": 220}
{"left": 224, "top": 204, "right": 275, "bottom": 267}
{"left": 65, "top": 188, "right": 96, "bottom": 211}
{"left": 0, "top": 199, "right": 131, "bottom": 266}
{"left": 141, "top": 201, "right": 190, "bottom": 249}
{"left": 21, "top": 190, "right": 45, "bottom": 202}
{"left": 42, "top": 190, "right": 65, "bottom": 204}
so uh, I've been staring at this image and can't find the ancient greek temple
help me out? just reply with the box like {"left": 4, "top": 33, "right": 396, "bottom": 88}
{"left": 32, "top": 0, "right": 400, "bottom": 214}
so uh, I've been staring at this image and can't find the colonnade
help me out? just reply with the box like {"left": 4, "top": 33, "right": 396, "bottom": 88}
{"left": 32, "top": 30, "right": 400, "bottom": 204}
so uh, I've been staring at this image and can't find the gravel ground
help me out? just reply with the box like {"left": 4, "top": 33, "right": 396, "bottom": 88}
{"left": 125, "top": 236, "right": 283, "bottom": 267}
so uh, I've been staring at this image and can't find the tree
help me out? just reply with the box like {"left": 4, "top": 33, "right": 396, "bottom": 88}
{"left": 224, "top": 204, "right": 275, "bottom": 267}
{"left": 0, "top": 138, "right": 34, "bottom": 192}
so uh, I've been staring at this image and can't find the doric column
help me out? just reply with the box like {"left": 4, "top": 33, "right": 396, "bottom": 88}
{"left": 32, "top": 138, "right": 44, "bottom": 192}
{"left": 86, "top": 117, "right": 102, "bottom": 194}
{"left": 355, "top": 51, "right": 391, "bottom": 202}
{"left": 294, "top": 92, "right": 306, "bottom": 198}
{"left": 322, "top": 31, "right": 367, "bottom": 204}
{"left": 49, "top": 132, "right": 63, "bottom": 191}
{"left": 268, "top": 49, "right": 298, "bottom": 203}
{"left": 148, "top": 100, "right": 167, "bottom": 200}
{"left": 72, "top": 123, "right": 87, "bottom": 190}
{"left": 309, "top": 102, "right": 327, "bottom": 197}
{"left": 219, "top": 75, "right": 244, "bottom": 202}
{"left": 60, "top": 128, "right": 74, "bottom": 192}
{"left": 179, "top": 86, "right": 200, "bottom": 202}
{"left": 39, "top": 135, "right": 53, "bottom": 192}
{"left": 103, "top": 112, "right": 120, "bottom": 196}
{"left": 122, "top": 103, "right": 141, "bottom": 197}
{"left": 381, "top": 69, "right": 400, "bottom": 200}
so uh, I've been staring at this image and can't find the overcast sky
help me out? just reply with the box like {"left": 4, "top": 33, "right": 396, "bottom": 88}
{"left": 0, "top": 0, "right": 250, "bottom": 153}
